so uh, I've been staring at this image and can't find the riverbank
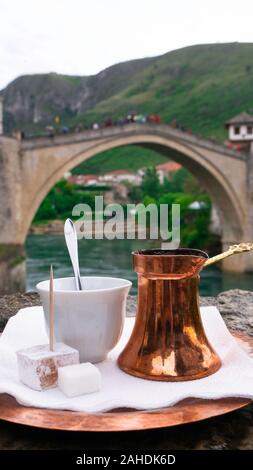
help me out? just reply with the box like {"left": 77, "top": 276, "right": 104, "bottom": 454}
{"left": 0, "top": 244, "right": 26, "bottom": 294}
{"left": 30, "top": 220, "right": 65, "bottom": 235}
{"left": 30, "top": 219, "right": 146, "bottom": 236}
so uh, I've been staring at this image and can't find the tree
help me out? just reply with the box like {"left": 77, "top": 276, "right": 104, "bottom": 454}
{"left": 141, "top": 167, "right": 161, "bottom": 198}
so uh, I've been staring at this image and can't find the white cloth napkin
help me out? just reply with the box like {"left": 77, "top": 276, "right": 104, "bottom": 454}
{"left": 0, "top": 306, "right": 252, "bottom": 412}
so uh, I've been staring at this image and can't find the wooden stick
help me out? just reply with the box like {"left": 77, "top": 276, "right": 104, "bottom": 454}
{"left": 49, "top": 265, "right": 54, "bottom": 351}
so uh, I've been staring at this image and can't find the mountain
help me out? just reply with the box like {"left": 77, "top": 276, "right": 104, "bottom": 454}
{"left": 1, "top": 57, "right": 154, "bottom": 133}
{"left": 2, "top": 42, "right": 253, "bottom": 173}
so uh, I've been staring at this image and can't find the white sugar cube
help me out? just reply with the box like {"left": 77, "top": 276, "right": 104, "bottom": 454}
{"left": 58, "top": 362, "right": 101, "bottom": 397}
{"left": 17, "top": 343, "right": 79, "bottom": 391}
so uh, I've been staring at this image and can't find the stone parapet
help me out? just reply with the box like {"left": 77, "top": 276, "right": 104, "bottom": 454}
{"left": 0, "top": 289, "right": 253, "bottom": 449}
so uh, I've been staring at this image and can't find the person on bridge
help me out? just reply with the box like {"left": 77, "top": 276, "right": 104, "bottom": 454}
{"left": 45, "top": 125, "right": 55, "bottom": 137}
{"left": 148, "top": 114, "right": 161, "bottom": 124}
{"left": 104, "top": 118, "right": 113, "bottom": 127}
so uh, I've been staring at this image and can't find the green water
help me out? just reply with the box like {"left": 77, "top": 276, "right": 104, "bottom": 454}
{"left": 26, "top": 235, "right": 253, "bottom": 296}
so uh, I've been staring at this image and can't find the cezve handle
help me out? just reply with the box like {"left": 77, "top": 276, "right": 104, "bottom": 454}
{"left": 204, "top": 242, "right": 253, "bottom": 268}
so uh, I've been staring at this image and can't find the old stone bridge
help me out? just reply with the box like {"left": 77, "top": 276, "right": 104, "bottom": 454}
{"left": 0, "top": 123, "right": 252, "bottom": 272}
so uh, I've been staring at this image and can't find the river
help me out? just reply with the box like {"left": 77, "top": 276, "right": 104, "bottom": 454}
{"left": 26, "top": 234, "right": 253, "bottom": 296}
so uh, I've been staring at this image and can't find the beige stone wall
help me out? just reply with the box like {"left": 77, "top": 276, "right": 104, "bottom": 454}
{"left": 0, "top": 258, "right": 26, "bottom": 293}
{"left": 0, "top": 136, "right": 22, "bottom": 243}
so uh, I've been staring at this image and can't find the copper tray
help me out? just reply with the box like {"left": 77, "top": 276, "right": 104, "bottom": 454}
{"left": 0, "top": 330, "right": 252, "bottom": 432}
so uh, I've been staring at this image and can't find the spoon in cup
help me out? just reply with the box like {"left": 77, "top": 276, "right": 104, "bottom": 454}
{"left": 64, "top": 218, "right": 83, "bottom": 290}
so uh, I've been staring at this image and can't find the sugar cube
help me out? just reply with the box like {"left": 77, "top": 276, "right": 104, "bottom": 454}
{"left": 58, "top": 362, "right": 101, "bottom": 397}
{"left": 17, "top": 343, "right": 79, "bottom": 391}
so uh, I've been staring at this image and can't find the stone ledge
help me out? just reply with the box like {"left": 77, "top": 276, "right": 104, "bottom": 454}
{"left": 0, "top": 289, "right": 253, "bottom": 450}
{"left": 1, "top": 289, "right": 253, "bottom": 335}
{"left": 0, "top": 292, "right": 40, "bottom": 332}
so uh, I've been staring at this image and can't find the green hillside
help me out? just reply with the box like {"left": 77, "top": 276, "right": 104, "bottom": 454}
{"left": 72, "top": 43, "right": 253, "bottom": 174}
{"left": 72, "top": 146, "right": 168, "bottom": 175}
{"left": 69, "top": 43, "right": 253, "bottom": 143}
{"left": 3, "top": 42, "right": 253, "bottom": 175}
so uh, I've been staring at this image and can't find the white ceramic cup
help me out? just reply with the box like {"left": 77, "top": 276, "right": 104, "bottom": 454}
{"left": 37, "top": 276, "right": 132, "bottom": 363}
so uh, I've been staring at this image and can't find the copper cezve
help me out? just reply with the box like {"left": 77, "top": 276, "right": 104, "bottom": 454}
{"left": 118, "top": 248, "right": 221, "bottom": 381}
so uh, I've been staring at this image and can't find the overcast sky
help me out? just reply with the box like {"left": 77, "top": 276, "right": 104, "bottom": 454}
{"left": 1, "top": 0, "right": 253, "bottom": 90}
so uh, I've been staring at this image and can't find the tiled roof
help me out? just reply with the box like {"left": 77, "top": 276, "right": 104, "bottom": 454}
{"left": 68, "top": 174, "right": 98, "bottom": 183}
{"left": 156, "top": 162, "right": 182, "bottom": 172}
{"left": 225, "top": 112, "right": 253, "bottom": 126}
{"left": 104, "top": 169, "right": 133, "bottom": 176}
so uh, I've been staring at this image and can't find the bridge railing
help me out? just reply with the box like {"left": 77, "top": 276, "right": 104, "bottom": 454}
{"left": 19, "top": 122, "right": 246, "bottom": 161}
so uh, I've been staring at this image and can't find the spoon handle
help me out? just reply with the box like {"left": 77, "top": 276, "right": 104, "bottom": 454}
{"left": 64, "top": 219, "right": 83, "bottom": 290}
{"left": 204, "top": 242, "right": 253, "bottom": 268}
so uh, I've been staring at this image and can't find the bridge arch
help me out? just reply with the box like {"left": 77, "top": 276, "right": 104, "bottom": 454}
{"left": 22, "top": 131, "right": 244, "bottom": 253}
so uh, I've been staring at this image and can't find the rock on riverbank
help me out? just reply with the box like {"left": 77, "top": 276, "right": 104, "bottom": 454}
{"left": 0, "top": 289, "right": 253, "bottom": 335}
